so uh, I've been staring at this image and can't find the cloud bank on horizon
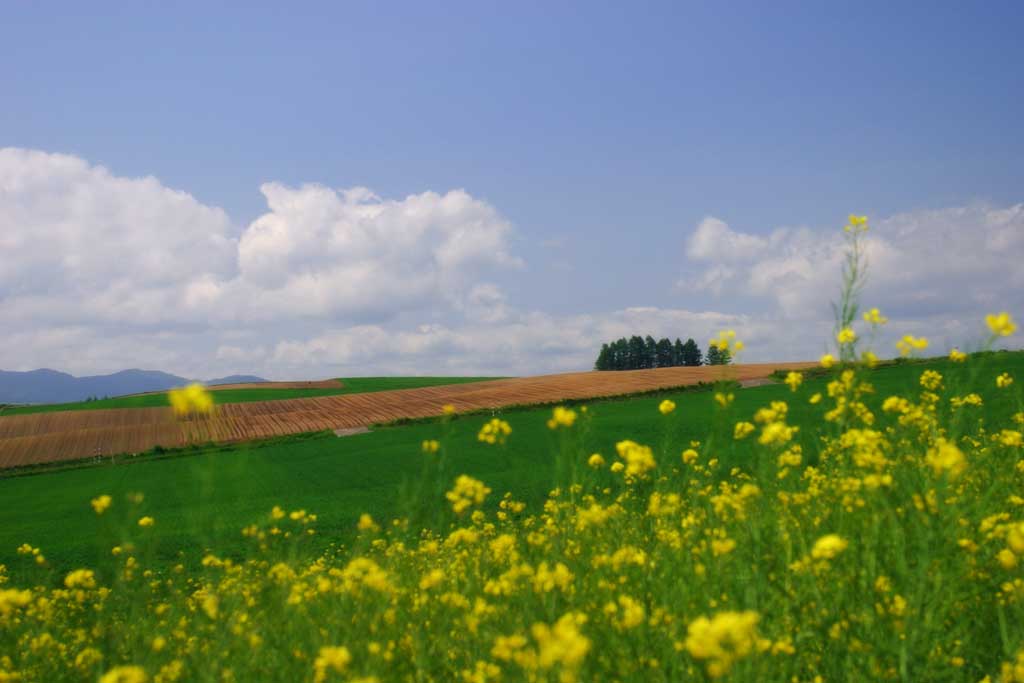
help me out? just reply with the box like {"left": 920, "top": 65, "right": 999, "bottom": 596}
{"left": 1, "top": 147, "right": 1021, "bottom": 379}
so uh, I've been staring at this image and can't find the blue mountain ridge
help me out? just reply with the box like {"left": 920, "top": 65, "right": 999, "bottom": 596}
{"left": 0, "top": 369, "right": 267, "bottom": 405}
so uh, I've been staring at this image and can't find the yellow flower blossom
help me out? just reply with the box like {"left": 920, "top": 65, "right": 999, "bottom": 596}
{"left": 820, "top": 354, "right": 835, "bottom": 369}
{"left": 91, "top": 494, "right": 112, "bottom": 515}
{"left": 997, "top": 372, "right": 1014, "bottom": 389}
{"left": 684, "top": 610, "right": 762, "bottom": 678}
{"left": 547, "top": 406, "right": 577, "bottom": 430}
{"left": 949, "top": 348, "right": 968, "bottom": 362}
{"left": 168, "top": 383, "right": 213, "bottom": 417}
{"left": 446, "top": 476, "right": 492, "bottom": 515}
{"left": 64, "top": 569, "right": 96, "bottom": 589}
{"left": 478, "top": 418, "right": 512, "bottom": 445}
{"left": 99, "top": 667, "right": 148, "bottom": 683}
{"left": 784, "top": 372, "right": 802, "bottom": 392}
{"left": 811, "top": 534, "right": 848, "bottom": 560}
{"left": 357, "top": 514, "right": 379, "bottom": 533}
{"left": 863, "top": 307, "right": 888, "bottom": 325}
{"left": 587, "top": 453, "right": 605, "bottom": 468}
{"left": 421, "top": 439, "right": 440, "bottom": 454}
{"left": 925, "top": 439, "right": 966, "bottom": 479}
{"left": 313, "top": 646, "right": 351, "bottom": 683}
{"left": 733, "top": 422, "right": 755, "bottom": 440}
{"left": 615, "top": 440, "right": 656, "bottom": 477}
{"left": 714, "top": 392, "right": 734, "bottom": 408}
{"left": 986, "top": 312, "right": 1017, "bottom": 337}
{"left": 836, "top": 328, "right": 856, "bottom": 344}
{"left": 896, "top": 335, "right": 929, "bottom": 357}
{"left": 919, "top": 370, "right": 943, "bottom": 391}
{"left": 137, "top": 516, "right": 155, "bottom": 528}
{"left": 658, "top": 399, "right": 676, "bottom": 415}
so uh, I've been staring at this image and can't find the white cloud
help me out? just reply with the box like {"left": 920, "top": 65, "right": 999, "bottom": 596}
{"left": 0, "top": 147, "right": 1020, "bottom": 379}
{"left": 268, "top": 307, "right": 755, "bottom": 377}
{"left": 681, "top": 204, "right": 1024, "bottom": 352}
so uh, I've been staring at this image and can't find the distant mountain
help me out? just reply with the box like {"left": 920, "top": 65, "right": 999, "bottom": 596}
{"left": 0, "top": 369, "right": 268, "bottom": 405}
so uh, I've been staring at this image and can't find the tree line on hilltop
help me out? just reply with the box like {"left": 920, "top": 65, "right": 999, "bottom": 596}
{"left": 594, "top": 336, "right": 732, "bottom": 371}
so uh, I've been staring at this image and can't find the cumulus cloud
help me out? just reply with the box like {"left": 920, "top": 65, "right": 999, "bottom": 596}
{"left": 0, "top": 148, "right": 236, "bottom": 327}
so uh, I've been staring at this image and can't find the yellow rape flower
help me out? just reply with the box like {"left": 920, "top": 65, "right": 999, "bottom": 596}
{"left": 986, "top": 312, "right": 1017, "bottom": 337}
{"left": 357, "top": 514, "right": 379, "bottom": 533}
{"left": 99, "top": 667, "right": 148, "bottom": 683}
{"left": 615, "top": 440, "right": 656, "bottom": 477}
{"left": 167, "top": 383, "right": 213, "bottom": 417}
{"left": 478, "top": 418, "right": 512, "bottom": 445}
{"left": 784, "top": 372, "right": 802, "bottom": 392}
{"left": 896, "top": 335, "right": 929, "bottom": 357}
{"left": 863, "top": 307, "right": 887, "bottom": 325}
{"left": 446, "top": 475, "right": 492, "bottom": 515}
{"left": 811, "top": 534, "right": 848, "bottom": 560}
{"left": 531, "top": 612, "right": 591, "bottom": 671}
{"left": 733, "top": 422, "right": 755, "bottom": 440}
{"left": 587, "top": 453, "right": 605, "bottom": 468}
{"left": 820, "top": 354, "right": 835, "bottom": 369}
{"left": 421, "top": 439, "right": 440, "bottom": 454}
{"left": 925, "top": 439, "right": 966, "bottom": 479}
{"left": 684, "top": 610, "right": 762, "bottom": 678}
{"left": 997, "top": 373, "right": 1014, "bottom": 389}
{"left": 949, "top": 348, "right": 968, "bottom": 362}
{"left": 313, "top": 646, "right": 351, "bottom": 683}
{"left": 91, "top": 494, "right": 112, "bottom": 515}
{"left": 64, "top": 569, "right": 96, "bottom": 589}
{"left": 137, "top": 516, "right": 155, "bottom": 528}
{"left": 658, "top": 399, "right": 676, "bottom": 415}
{"left": 836, "top": 328, "right": 856, "bottom": 344}
{"left": 547, "top": 406, "right": 577, "bottom": 430}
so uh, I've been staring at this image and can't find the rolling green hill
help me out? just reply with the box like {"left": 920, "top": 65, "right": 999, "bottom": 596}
{"left": 0, "top": 376, "right": 501, "bottom": 416}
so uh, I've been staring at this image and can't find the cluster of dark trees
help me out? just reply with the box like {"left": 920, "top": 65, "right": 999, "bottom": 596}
{"left": 594, "top": 336, "right": 731, "bottom": 371}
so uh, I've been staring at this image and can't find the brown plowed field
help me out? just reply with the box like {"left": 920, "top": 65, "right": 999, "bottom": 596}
{"left": 0, "top": 363, "right": 814, "bottom": 469}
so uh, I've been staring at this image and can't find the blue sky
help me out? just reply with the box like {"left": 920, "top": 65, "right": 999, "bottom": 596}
{"left": 1, "top": 2, "right": 1022, "bottom": 377}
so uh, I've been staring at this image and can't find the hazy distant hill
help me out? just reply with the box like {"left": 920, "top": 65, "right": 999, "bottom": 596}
{"left": 0, "top": 369, "right": 267, "bottom": 405}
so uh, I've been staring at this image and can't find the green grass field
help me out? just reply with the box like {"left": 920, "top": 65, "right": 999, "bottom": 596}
{"left": 2, "top": 352, "right": 1020, "bottom": 582}
{"left": 0, "top": 376, "right": 500, "bottom": 416}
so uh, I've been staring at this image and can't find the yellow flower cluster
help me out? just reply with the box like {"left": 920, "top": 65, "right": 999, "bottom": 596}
{"left": 446, "top": 475, "right": 492, "bottom": 515}
{"left": 784, "top": 372, "right": 803, "bottom": 392}
{"left": 844, "top": 214, "right": 868, "bottom": 232}
{"left": 709, "top": 329, "right": 743, "bottom": 354}
{"left": 658, "top": 399, "right": 676, "bottom": 415}
{"left": 684, "top": 610, "right": 766, "bottom": 678}
{"left": 167, "top": 383, "right": 213, "bottom": 417}
{"left": 863, "top": 307, "right": 888, "bottom": 325}
{"left": 614, "top": 440, "right": 656, "bottom": 477}
{"left": 546, "top": 406, "right": 577, "bottom": 430}
{"left": 896, "top": 335, "right": 929, "bottom": 357}
{"left": 987, "top": 312, "right": 1017, "bottom": 337}
{"left": 477, "top": 418, "right": 512, "bottom": 445}
{"left": 91, "top": 494, "right": 112, "bottom": 515}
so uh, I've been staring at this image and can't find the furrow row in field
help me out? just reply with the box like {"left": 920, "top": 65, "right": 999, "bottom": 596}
{"left": 0, "top": 363, "right": 815, "bottom": 468}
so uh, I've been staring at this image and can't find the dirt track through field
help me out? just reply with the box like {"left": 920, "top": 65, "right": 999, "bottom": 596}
{"left": 0, "top": 363, "right": 815, "bottom": 469}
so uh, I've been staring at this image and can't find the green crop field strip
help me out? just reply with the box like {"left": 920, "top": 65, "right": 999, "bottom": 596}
{"left": 0, "top": 376, "right": 501, "bottom": 416}
{"left": 2, "top": 352, "right": 1020, "bottom": 582}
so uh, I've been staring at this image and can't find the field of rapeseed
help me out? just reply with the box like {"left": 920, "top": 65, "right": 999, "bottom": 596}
{"left": 2, "top": 218, "right": 1023, "bottom": 682}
